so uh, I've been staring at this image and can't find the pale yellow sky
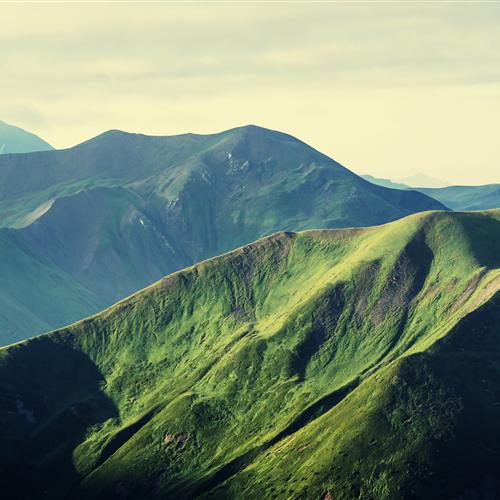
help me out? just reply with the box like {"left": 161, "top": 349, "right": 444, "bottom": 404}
{"left": 2, "top": 2, "right": 500, "bottom": 184}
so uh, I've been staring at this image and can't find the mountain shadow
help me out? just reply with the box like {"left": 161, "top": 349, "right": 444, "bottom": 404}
{"left": 0, "top": 336, "right": 118, "bottom": 500}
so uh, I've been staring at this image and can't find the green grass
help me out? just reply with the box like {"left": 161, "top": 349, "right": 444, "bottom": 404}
{"left": 0, "top": 209, "right": 499, "bottom": 499}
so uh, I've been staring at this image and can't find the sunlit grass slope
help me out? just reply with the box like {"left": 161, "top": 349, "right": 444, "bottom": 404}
{"left": 0, "top": 209, "right": 499, "bottom": 499}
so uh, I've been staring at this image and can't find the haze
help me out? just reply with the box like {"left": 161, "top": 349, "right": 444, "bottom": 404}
{"left": 2, "top": 2, "right": 500, "bottom": 185}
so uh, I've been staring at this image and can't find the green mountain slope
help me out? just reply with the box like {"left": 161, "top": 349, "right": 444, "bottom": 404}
{"left": 0, "top": 229, "right": 101, "bottom": 339}
{"left": 0, "top": 209, "right": 498, "bottom": 499}
{"left": 0, "top": 125, "right": 446, "bottom": 344}
{"left": 362, "top": 174, "right": 500, "bottom": 211}
{"left": 0, "top": 120, "right": 53, "bottom": 154}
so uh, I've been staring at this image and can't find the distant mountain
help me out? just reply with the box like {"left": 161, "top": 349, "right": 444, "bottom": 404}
{"left": 361, "top": 174, "right": 410, "bottom": 190}
{"left": 362, "top": 175, "right": 500, "bottom": 211}
{"left": 362, "top": 173, "right": 449, "bottom": 189}
{"left": 418, "top": 184, "right": 500, "bottom": 211}
{"left": 0, "top": 209, "right": 499, "bottom": 499}
{"left": 0, "top": 125, "right": 445, "bottom": 344}
{"left": 0, "top": 120, "right": 53, "bottom": 154}
{"left": 396, "top": 173, "right": 450, "bottom": 188}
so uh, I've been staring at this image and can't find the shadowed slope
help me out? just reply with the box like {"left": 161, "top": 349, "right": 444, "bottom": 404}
{"left": 0, "top": 336, "right": 118, "bottom": 499}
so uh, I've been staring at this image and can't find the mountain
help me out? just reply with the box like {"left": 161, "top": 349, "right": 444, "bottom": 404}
{"left": 0, "top": 120, "right": 53, "bottom": 154}
{"left": 418, "top": 184, "right": 500, "bottom": 211}
{"left": 361, "top": 174, "right": 410, "bottom": 190}
{"left": 361, "top": 174, "right": 450, "bottom": 189}
{"left": 362, "top": 175, "right": 500, "bottom": 211}
{"left": 396, "top": 173, "right": 450, "bottom": 188}
{"left": 0, "top": 125, "right": 446, "bottom": 345}
{"left": 0, "top": 209, "right": 499, "bottom": 499}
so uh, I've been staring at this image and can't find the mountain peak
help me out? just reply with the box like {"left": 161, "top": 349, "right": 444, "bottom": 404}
{"left": 0, "top": 119, "right": 53, "bottom": 154}
{"left": 225, "top": 123, "right": 302, "bottom": 143}
{"left": 75, "top": 125, "right": 302, "bottom": 152}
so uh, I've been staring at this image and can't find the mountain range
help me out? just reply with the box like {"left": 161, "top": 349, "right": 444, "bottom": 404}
{"left": 394, "top": 173, "right": 450, "bottom": 188}
{"left": 362, "top": 174, "right": 500, "bottom": 211}
{"left": 0, "top": 125, "right": 445, "bottom": 345}
{"left": 1, "top": 209, "right": 499, "bottom": 499}
{"left": 0, "top": 120, "right": 53, "bottom": 154}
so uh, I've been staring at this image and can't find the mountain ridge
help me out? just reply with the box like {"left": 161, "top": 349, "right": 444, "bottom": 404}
{"left": 0, "top": 125, "right": 446, "bottom": 345}
{"left": 22, "top": 207, "right": 500, "bottom": 342}
{"left": 362, "top": 174, "right": 500, "bottom": 211}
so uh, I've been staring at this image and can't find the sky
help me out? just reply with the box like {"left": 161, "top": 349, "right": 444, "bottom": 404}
{"left": 1, "top": 2, "right": 500, "bottom": 185}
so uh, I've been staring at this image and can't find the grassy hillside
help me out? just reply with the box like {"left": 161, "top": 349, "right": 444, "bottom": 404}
{"left": 0, "top": 209, "right": 498, "bottom": 499}
{"left": 0, "top": 120, "right": 53, "bottom": 154}
{"left": 0, "top": 125, "right": 446, "bottom": 344}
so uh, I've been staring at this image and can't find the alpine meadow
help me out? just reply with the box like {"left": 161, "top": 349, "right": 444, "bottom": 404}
{"left": 2, "top": 2, "right": 500, "bottom": 500}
